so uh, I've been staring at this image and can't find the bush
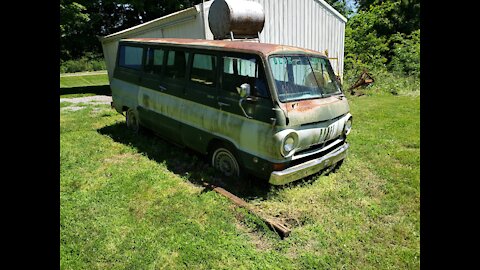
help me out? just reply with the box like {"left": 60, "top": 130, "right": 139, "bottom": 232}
{"left": 344, "top": 1, "right": 396, "bottom": 72}
{"left": 344, "top": 1, "right": 420, "bottom": 77}
{"left": 388, "top": 30, "right": 420, "bottom": 77}
{"left": 60, "top": 53, "right": 106, "bottom": 73}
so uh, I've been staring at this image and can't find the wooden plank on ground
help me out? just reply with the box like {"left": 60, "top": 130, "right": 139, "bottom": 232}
{"left": 202, "top": 182, "right": 291, "bottom": 239}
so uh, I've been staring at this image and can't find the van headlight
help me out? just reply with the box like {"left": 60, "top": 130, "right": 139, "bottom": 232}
{"left": 281, "top": 132, "right": 298, "bottom": 157}
{"left": 344, "top": 117, "right": 352, "bottom": 136}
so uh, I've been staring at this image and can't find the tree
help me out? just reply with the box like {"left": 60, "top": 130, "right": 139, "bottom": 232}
{"left": 388, "top": 29, "right": 420, "bottom": 77}
{"left": 323, "top": 0, "right": 355, "bottom": 18}
{"left": 60, "top": 1, "right": 90, "bottom": 59}
{"left": 354, "top": 0, "right": 419, "bottom": 34}
{"left": 60, "top": 0, "right": 202, "bottom": 61}
{"left": 344, "top": 0, "right": 420, "bottom": 74}
{"left": 344, "top": 1, "right": 395, "bottom": 71}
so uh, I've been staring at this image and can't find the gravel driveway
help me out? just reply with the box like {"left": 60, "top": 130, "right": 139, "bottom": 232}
{"left": 60, "top": 95, "right": 112, "bottom": 111}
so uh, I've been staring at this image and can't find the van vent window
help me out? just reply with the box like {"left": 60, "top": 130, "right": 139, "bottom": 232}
{"left": 118, "top": 45, "right": 143, "bottom": 70}
{"left": 145, "top": 48, "right": 164, "bottom": 75}
{"left": 165, "top": 50, "right": 189, "bottom": 79}
{"left": 190, "top": 54, "right": 217, "bottom": 87}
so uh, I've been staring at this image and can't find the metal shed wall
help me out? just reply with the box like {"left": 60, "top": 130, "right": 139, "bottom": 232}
{"left": 201, "top": 0, "right": 346, "bottom": 79}
{"left": 100, "top": 0, "right": 346, "bottom": 81}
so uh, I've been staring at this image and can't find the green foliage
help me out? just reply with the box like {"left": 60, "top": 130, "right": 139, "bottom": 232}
{"left": 355, "top": 0, "right": 420, "bottom": 35}
{"left": 60, "top": 53, "right": 106, "bottom": 73}
{"left": 345, "top": 1, "right": 420, "bottom": 77}
{"left": 60, "top": 0, "right": 202, "bottom": 61}
{"left": 388, "top": 29, "right": 420, "bottom": 77}
{"left": 323, "top": 0, "right": 355, "bottom": 18}
{"left": 60, "top": 1, "right": 90, "bottom": 60}
{"left": 344, "top": 1, "right": 396, "bottom": 71}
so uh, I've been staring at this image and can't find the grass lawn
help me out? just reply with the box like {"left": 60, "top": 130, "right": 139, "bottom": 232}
{"left": 60, "top": 73, "right": 110, "bottom": 98}
{"left": 60, "top": 75, "right": 420, "bottom": 269}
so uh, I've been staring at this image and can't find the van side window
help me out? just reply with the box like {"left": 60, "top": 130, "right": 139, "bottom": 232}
{"left": 118, "top": 45, "right": 143, "bottom": 70}
{"left": 223, "top": 56, "right": 269, "bottom": 98}
{"left": 190, "top": 53, "right": 217, "bottom": 87}
{"left": 165, "top": 50, "right": 189, "bottom": 79}
{"left": 145, "top": 48, "right": 164, "bottom": 75}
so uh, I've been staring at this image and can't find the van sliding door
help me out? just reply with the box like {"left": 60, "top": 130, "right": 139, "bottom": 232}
{"left": 181, "top": 52, "right": 220, "bottom": 151}
{"left": 138, "top": 47, "right": 185, "bottom": 143}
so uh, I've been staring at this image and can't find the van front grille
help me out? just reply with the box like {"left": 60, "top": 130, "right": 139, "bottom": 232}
{"left": 291, "top": 136, "right": 344, "bottom": 162}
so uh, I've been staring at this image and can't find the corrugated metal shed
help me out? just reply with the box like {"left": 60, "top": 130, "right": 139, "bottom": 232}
{"left": 99, "top": 0, "right": 347, "bottom": 81}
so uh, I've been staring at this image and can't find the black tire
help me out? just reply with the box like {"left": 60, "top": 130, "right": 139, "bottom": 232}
{"left": 325, "top": 159, "right": 344, "bottom": 175}
{"left": 126, "top": 108, "right": 141, "bottom": 134}
{"left": 210, "top": 143, "right": 242, "bottom": 179}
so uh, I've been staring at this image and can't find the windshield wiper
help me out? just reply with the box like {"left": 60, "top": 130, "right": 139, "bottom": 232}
{"left": 322, "top": 91, "right": 344, "bottom": 99}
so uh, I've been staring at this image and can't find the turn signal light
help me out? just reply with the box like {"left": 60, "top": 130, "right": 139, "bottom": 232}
{"left": 272, "top": 163, "right": 288, "bottom": 171}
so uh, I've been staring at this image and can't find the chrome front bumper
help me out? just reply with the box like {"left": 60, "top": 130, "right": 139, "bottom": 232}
{"left": 268, "top": 142, "right": 349, "bottom": 185}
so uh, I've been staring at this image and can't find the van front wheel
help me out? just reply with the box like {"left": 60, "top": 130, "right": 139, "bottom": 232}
{"left": 211, "top": 145, "right": 241, "bottom": 178}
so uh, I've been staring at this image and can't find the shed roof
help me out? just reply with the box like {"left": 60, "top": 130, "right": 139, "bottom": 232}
{"left": 99, "top": 6, "right": 200, "bottom": 44}
{"left": 122, "top": 38, "right": 326, "bottom": 57}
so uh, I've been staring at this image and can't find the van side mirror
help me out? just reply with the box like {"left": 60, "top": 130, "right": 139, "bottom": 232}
{"left": 237, "top": 83, "right": 251, "bottom": 98}
{"left": 237, "top": 83, "right": 253, "bottom": 119}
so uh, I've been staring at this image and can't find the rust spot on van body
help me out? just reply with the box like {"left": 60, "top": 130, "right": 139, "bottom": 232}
{"left": 284, "top": 97, "right": 343, "bottom": 113}
{"left": 279, "top": 97, "right": 350, "bottom": 126}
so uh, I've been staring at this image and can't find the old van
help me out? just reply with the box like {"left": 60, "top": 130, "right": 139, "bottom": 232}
{"left": 111, "top": 38, "right": 352, "bottom": 185}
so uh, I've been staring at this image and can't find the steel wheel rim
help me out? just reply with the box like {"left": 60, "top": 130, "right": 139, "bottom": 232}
{"left": 212, "top": 148, "right": 239, "bottom": 177}
{"left": 127, "top": 110, "right": 138, "bottom": 132}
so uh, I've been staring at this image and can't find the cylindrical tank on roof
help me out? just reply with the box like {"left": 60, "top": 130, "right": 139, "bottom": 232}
{"left": 208, "top": 0, "right": 265, "bottom": 39}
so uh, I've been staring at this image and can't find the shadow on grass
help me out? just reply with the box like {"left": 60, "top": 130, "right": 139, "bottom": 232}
{"left": 60, "top": 85, "right": 111, "bottom": 96}
{"left": 96, "top": 121, "right": 291, "bottom": 201}
{"left": 97, "top": 121, "right": 333, "bottom": 202}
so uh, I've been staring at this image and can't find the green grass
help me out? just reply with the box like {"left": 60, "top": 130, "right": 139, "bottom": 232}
{"left": 60, "top": 75, "right": 420, "bottom": 269}
{"left": 60, "top": 73, "right": 109, "bottom": 88}
{"left": 60, "top": 73, "right": 110, "bottom": 98}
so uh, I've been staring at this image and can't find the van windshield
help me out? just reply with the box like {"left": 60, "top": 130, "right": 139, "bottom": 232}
{"left": 268, "top": 55, "right": 342, "bottom": 102}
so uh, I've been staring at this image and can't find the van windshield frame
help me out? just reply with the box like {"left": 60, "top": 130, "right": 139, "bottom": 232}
{"left": 268, "top": 54, "right": 342, "bottom": 103}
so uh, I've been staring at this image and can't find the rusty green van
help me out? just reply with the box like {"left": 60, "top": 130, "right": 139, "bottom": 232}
{"left": 111, "top": 38, "right": 352, "bottom": 185}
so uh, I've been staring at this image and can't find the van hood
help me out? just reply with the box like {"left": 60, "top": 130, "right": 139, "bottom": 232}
{"left": 280, "top": 96, "right": 350, "bottom": 126}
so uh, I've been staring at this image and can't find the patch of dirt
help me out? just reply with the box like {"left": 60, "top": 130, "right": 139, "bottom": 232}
{"left": 61, "top": 106, "right": 84, "bottom": 112}
{"left": 234, "top": 210, "right": 274, "bottom": 251}
{"left": 60, "top": 95, "right": 112, "bottom": 112}
{"left": 60, "top": 95, "right": 112, "bottom": 104}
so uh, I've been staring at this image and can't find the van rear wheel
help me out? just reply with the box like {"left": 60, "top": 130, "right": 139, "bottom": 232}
{"left": 126, "top": 108, "right": 140, "bottom": 133}
{"left": 211, "top": 144, "right": 241, "bottom": 178}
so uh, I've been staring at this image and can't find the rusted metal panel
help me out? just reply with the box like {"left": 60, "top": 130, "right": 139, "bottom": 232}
{"left": 124, "top": 38, "right": 326, "bottom": 57}
{"left": 347, "top": 70, "right": 375, "bottom": 95}
{"left": 208, "top": 0, "right": 265, "bottom": 39}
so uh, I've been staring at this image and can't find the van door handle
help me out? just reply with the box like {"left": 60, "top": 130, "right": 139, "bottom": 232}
{"left": 218, "top": 102, "right": 231, "bottom": 107}
{"left": 158, "top": 85, "right": 167, "bottom": 91}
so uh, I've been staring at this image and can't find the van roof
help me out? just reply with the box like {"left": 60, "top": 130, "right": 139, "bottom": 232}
{"left": 121, "top": 38, "right": 326, "bottom": 57}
